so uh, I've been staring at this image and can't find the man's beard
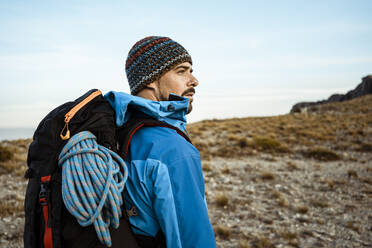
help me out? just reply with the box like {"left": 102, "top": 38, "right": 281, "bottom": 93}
{"left": 182, "top": 88, "right": 195, "bottom": 114}
{"left": 187, "top": 102, "right": 193, "bottom": 114}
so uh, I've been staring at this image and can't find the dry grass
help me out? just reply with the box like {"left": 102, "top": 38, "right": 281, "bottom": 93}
{"left": 260, "top": 171, "right": 276, "bottom": 181}
{"left": 277, "top": 197, "right": 288, "bottom": 207}
{"left": 0, "top": 145, "right": 14, "bottom": 162}
{"left": 215, "top": 193, "right": 229, "bottom": 207}
{"left": 270, "top": 190, "right": 288, "bottom": 207}
{"left": 0, "top": 200, "right": 24, "bottom": 217}
{"left": 261, "top": 218, "right": 273, "bottom": 225}
{"left": 347, "top": 170, "right": 358, "bottom": 178}
{"left": 250, "top": 136, "right": 290, "bottom": 153}
{"left": 281, "top": 230, "right": 298, "bottom": 240}
{"left": 237, "top": 137, "right": 249, "bottom": 148}
{"left": 239, "top": 240, "right": 251, "bottom": 248}
{"left": 250, "top": 236, "right": 275, "bottom": 248}
{"left": 361, "top": 177, "right": 372, "bottom": 185}
{"left": 202, "top": 162, "right": 212, "bottom": 172}
{"left": 214, "top": 224, "right": 231, "bottom": 239}
{"left": 310, "top": 198, "right": 329, "bottom": 208}
{"left": 327, "top": 179, "right": 335, "bottom": 189}
{"left": 301, "top": 229, "right": 314, "bottom": 237}
{"left": 286, "top": 161, "right": 299, "bottom": 171}
{"left": 221, "top": 166, "right": 230, "bottom": 174}
{"left": 302, "top": 147, "right": 341, "bottom": 161}
{"left": 187, "top": 94, "right": 372, "bottom": 160}
{"left": 361, "top": 188, "right": 372, "bottom": 194}
{"left": 0, "top": 139, "right": 30, "bottom": 176}
{"left": 272, "top": 190, "right": 281, "bottom": 199}
{"left": 334, "top": 179, "right": 347, "bottom": 185}
{"left": 355, "top": 142, "right": 372, "bottom": 152}
{"left": 345, "top": 221, "right": 361, "bottom": 234}
{"left": 296, "top": 205, "right": 309, "bottom": 214}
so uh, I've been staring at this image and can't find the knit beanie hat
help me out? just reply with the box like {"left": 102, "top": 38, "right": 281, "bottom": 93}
{"left": 125, "top": 36, "right": 192, "bottom": 95}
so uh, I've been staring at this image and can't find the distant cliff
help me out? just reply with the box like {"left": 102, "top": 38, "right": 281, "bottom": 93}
{"left": 290, "top": 75, "right": 372, "bottom": 113}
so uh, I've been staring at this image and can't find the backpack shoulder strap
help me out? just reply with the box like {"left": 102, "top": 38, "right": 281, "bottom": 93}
{"left": 117, "top": 117, "right": 191, "bottom": 160}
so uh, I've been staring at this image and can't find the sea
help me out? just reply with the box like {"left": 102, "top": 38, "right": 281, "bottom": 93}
{"left": 0, "top": 128, "right": 35, "bottom": 141}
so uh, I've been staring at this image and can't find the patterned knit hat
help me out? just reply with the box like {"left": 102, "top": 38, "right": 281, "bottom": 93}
{"left": 125, "top": 36, "right": 192, "bottom": 95}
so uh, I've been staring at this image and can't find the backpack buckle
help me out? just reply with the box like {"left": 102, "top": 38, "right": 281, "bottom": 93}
{"left": 126, "top": 206, "right": 138, "bottom": 217}
{"left": 39, "top": 183, "right": 49, "bottom": 206}
{"left": 39, "top": 176, "right": 51, "bottom": 206}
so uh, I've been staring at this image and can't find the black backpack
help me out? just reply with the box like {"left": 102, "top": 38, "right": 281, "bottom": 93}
{"left": 24, "top": 89, "right": 190, "bottom": 248}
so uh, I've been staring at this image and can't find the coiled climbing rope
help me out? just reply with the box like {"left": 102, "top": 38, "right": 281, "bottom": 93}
{"left": 58, "top": 131, "right": 128, "bottom": 247}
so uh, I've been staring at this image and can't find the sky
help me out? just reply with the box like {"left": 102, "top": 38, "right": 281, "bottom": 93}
{"left": 0, "top": 0, "right": 371, "bottom": 128}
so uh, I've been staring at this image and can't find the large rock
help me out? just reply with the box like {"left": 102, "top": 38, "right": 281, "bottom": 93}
{"left": 291, "top": 75, "right": 372, "bottom": 113}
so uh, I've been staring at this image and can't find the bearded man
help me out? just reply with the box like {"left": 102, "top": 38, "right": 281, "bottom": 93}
{"left": 105, "top": 36, "right": 216, "bottom": 248}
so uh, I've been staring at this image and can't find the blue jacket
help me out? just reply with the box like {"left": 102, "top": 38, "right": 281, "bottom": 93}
{"left": 104, "top": 91, "right": 216, "bottom": 248}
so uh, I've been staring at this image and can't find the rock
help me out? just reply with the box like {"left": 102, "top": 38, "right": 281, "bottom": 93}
{"left": 3, "top": 217, "right": 11, "bottom": 223}
{"left": 290, "top": 75, "right": 372, "bottom": 113}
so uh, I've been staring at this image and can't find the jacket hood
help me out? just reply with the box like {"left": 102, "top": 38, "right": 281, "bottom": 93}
{"left": 104, "top": 91, "right": 189, "bottom": 131}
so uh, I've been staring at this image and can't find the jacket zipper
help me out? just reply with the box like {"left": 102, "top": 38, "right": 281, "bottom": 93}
{"left": 60, "top": 90, "right": 102, "bottom": 140}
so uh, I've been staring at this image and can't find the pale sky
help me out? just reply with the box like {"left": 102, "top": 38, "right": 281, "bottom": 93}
{"left": 0, "top": 0, "right": 371, "bottom": 128}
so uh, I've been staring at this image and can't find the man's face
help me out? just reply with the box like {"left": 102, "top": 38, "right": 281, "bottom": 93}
{"left": 153, "top": 62, "right": 199, "bottom": 114}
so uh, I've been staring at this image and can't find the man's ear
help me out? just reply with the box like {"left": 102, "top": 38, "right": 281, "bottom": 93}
{"left": 146, "top": 81, "right": 158, "bottom": 90}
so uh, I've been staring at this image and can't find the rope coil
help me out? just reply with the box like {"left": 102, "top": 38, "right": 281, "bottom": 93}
{"left": 58, "top": 131, "right": 128, "bottom": 247}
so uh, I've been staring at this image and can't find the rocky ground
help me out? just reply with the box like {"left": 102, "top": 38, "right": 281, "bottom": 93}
{"left": 0, "top": 173, "right": 26, "bottom": 248}
{"left": 0, "top": 151, "right": 371, "bottom": 248}
{"left": 206, "top": 153, "right": 372, "bottom": 248}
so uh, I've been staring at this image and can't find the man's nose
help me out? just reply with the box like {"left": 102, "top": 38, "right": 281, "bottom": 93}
{"left": 188, "top": 74, "right": 199, "bottom": 87}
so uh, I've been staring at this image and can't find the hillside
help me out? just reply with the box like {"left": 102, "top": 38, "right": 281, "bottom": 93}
{"left": 188, "top": 94, "right": 372, "bottom": 161}
{"left": 290, "top": 75, "right": 372, "bottom": 113}
{"left": 0, "top": 95, "right": 371, "bottom": 247}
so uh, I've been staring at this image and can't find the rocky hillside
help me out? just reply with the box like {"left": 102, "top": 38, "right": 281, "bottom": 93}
{"left": 1, "top": 95, "right": 372, "bottom": 247}
{"left": 291, "top": 75, "right": 372, "bottom": 113}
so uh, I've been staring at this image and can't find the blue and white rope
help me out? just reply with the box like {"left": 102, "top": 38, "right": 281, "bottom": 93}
{"left": 58, "top": 131, "right": 128, "bottom": 247}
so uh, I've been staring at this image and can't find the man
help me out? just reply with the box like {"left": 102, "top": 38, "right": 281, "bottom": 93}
{"left": 105, "top": 36, "right": 216, "bottom": 247}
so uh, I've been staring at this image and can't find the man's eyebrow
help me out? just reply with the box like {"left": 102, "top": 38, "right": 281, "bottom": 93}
{"left": 174, "top": 65, "right": 192, "bottom": 70}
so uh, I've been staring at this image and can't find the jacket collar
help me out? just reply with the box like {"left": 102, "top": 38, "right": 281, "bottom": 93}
{"left": 104, "top": 91, "right": 189, "bottom": 131}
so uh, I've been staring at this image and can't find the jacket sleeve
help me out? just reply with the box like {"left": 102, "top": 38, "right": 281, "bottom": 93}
{"left": 151, "top": 153, "right": 216, "bottom": 248}
{"left": 151, "top": 161, "right": 182, "bottom": 247}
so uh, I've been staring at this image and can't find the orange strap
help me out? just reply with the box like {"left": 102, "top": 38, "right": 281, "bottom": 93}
{"left": 40, "top": 176, "right": 53, "bottom": 248}
{"left": 42, "top": 203, "right": 53, "bottom": 248}
{"left": 41, "top": 175, "right": 51, "bottom": 183}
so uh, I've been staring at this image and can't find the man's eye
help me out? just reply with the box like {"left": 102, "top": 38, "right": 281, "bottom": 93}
{"left": 177, "top": 70, "right": 185, "bottom": 73}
